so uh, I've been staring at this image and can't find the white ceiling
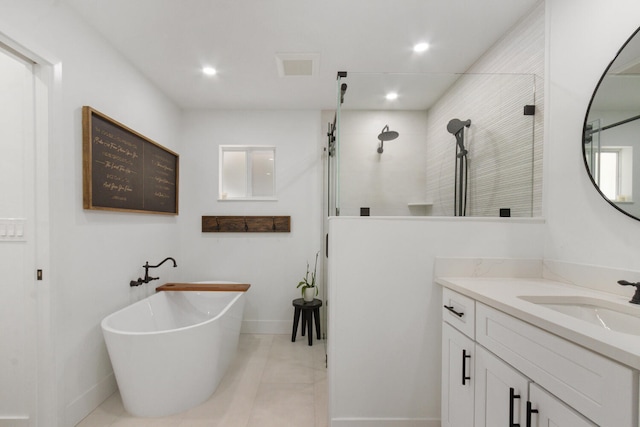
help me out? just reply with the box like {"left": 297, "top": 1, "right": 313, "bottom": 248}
{"left": 62, "top": 0, "right": 540, "bottom": 110}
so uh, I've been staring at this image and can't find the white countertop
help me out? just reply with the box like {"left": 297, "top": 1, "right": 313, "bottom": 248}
{"left": 436, "top": 277, "right": 640, "bottom": 370}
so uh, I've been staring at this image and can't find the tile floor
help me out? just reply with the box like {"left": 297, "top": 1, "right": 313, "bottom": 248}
{"left": 76, "top": 334, "right": 327, "bottom": 427}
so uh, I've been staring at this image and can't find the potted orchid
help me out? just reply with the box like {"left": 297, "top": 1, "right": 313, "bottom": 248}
{"left": 297, "top": 251, "right": 319, "bottom": 302}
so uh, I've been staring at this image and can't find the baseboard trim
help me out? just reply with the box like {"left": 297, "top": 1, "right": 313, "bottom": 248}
{"left": 64, "top": 373, "right": 117, "bottom": 427}
{"left": 331, "top": 418, "right": 438, "bottom": 427}
{"left": 0, "top": 417, "right": 29, "bottom": 427}
{"left": 241, "top": 320, "right": 291, "bottom": 335}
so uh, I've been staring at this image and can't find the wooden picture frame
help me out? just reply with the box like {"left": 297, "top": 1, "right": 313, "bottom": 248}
{"left": 82, "top": 106, "right": 179, "bottom": 215}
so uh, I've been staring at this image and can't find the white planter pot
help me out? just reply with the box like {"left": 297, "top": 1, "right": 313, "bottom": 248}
{"left": 303, "top": 287, "right": 315, "bottom": 302}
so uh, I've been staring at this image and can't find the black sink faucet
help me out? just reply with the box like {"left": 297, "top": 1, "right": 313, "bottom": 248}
{"left": 617, "top": 280, "right": 640, "bottom": 304}
{"left": 130, "top": 257, "right": 178, "bottom": 287}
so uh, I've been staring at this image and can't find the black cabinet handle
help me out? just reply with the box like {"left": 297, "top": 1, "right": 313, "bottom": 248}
{"left": 510, "top": 387, "right": 521, "bottom": 427}
{"left": 526, "top": 401, "right": 538, "bottom": 427}
{"left": 462, "top": 349, "right": 471, "bottom": 385}
{"left": 444, "top": 305, "right": 464, "bottom": 317}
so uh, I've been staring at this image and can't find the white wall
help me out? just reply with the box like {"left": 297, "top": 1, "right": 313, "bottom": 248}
{"left": 178, "top": 110, "right": 324, "bottom": 334}
{"left": 544, "top": 0, "right": 640, "bottom": 271}
{"left": 328, "top": 217, "right": 544, "bottom": 426}
{"left": 339, "top": 110, "right": 428, "bottom": 216}
{"left": 0, "top": 2, "right": 183, "bottom": 426}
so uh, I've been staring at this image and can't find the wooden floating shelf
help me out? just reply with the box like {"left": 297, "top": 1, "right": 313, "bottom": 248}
{"left": 202, "top": 215, "right": 290, "bottom": 233}
{"left": 156, "top": 283, "right": 251, "bottom": 292}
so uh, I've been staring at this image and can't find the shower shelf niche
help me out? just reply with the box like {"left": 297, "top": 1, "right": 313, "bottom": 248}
{"left": 407, "top": 202, "right": 433, "bottom": 216}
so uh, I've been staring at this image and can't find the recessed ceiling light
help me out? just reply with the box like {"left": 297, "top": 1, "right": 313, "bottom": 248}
{"left": 413, "top": 42, "right": 430, "bottom": 53}
{"left": 386, "top": 92, "right": 398, "bottom": 101}
{"left": 202, "top": 66, "right": 217, "bottom": 76}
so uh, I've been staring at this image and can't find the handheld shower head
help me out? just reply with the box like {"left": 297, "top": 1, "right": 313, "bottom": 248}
{"left": 446, "top": 119, "right": 471, "bottom": 136}
{"left": 377, "top": 125, "right": 399, "bottom": 153}
{"left": 447, "top": 118, "right": 471, "bottom": 156}
{"left": 340, "top": 83, "right": 348, "bottom": 105}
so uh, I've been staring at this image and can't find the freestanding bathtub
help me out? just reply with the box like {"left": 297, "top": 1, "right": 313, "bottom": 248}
{"left": 101, "top": 283, "right": 248, "bottom": 417}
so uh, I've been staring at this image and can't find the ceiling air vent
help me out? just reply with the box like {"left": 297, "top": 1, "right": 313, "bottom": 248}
{"left": 276, "top": 53, "right": 319, "bottom": 77}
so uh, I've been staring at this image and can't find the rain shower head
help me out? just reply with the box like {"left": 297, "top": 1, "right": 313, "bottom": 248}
{"left": 447, "top": 119, "right": 471, "bottom": 136}
{"left": 378, "top": 125, "right": 399, "bottom": 141}
{"left": 377, "top": 125, "right": 399, "bottom": 153}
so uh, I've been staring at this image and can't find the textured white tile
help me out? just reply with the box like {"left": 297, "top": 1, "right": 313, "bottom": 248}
{"left": 425, "top": 3, "right": 545, "bottom": 218}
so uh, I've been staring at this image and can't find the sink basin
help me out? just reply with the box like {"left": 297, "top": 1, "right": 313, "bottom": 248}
{"left": 518, "top": 295, "right": 640, "bottom": 335}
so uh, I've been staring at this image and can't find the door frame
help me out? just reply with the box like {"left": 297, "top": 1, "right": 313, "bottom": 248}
{"left": 0, "top": 34, "right": 55, "bottom": 426}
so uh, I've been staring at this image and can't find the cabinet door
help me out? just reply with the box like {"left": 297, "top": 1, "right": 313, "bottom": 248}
{"left": 475, "top": 346, "right": 529, "bottom": 427}
{"left": 528, "top": 384, "right": 597, "bottom": 427}
{"left": 476, "top": 302, "right": 634, "bottom": 426}
{"left": 442, "top": 323, "right": 474, "bottom": 427}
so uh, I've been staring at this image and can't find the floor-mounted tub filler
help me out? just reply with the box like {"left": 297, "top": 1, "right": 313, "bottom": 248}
{"left": 101, "top": 282, "right": 249, "bottom": 417}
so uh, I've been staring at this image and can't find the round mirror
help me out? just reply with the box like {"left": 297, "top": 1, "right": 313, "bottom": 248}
{"left": 584, "top": 27, "right": 640, "bottom": 221}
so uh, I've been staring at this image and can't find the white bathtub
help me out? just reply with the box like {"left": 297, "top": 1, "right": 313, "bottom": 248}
{"left": 101, "top": 286, "right": 246, "bottom": 417}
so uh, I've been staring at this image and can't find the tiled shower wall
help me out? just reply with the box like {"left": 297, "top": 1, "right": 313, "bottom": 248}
{"left": 426, "top": 1, "right": 545, "bottom": 217}
{"left": 338, "top": 110, "right": 429, "bottom": 216}
{"left": 336, "top": 2, "right": 544, "bottom": 217}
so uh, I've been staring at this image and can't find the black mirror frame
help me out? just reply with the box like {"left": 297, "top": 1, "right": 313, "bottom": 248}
{"left": 582, "top": 26, "right": 640, "bottom": 222}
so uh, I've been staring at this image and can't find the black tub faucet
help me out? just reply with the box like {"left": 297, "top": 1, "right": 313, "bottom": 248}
{"left": 617, "top": 280, "right": 640, "bottom": 304}
{"left": 130, "top": 257, "right": 178, "bottom": 287}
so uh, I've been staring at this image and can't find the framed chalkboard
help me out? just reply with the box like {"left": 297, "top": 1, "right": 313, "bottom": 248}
{"left": 82, "top": 106, "right": 179, "bottom": 214}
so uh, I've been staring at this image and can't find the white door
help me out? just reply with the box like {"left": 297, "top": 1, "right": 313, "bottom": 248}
{"left": 475, "top": 346, "right": 529, "bottom": 427}
{"left": 441, "top": 323, "right": 474, "bottom": 427}
{"left": 0, "top": 45, "right": 37, "bottom": 426}
{"left": 529, "top": 384, "right": 596, "bottom": 427}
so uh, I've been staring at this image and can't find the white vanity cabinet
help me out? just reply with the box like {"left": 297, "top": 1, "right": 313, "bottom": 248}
{"left": 441, "top": 287, "right": 637, "bottom": 427}
{"left": 474, "top": 346, "right": 529, "bottom": 427}
{"left": 529, "top": 383, "right": 596, "bottom": 427}
{"left": 441, "top": 323, "right": 474, "bottom": 427}
{"left": 476, "top": 301, "right": 635, "bottom": 426}
{"left": 441, "top": 287, "right": 476, "bottom": 427}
